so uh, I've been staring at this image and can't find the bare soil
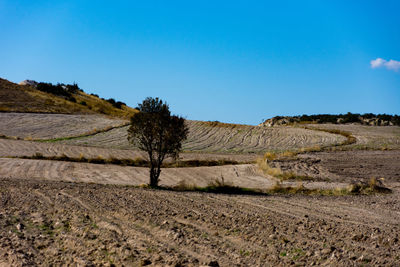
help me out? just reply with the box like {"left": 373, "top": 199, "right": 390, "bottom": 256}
{"left": 0, "top": 113, "right": 126, "bottom": 139}
{"left": 0, "top": 159, "right": 272, "bottom": 189}
{"left": 1, "top": 113, "right": 400, "bottom": 266}
{"left": 272, "top": 150, "right": 400, "bottom": 184}
{"left": 307, "top": 124, "right": 400, "bottom": 150}
{"left": 1, "top": 174, "right": 399, "bottom": 266}
{"left": 0, "top": 139, "right": 258, "bottom": 163}
{"left": 58, "top": 121, "right": 346, "bottom": 153}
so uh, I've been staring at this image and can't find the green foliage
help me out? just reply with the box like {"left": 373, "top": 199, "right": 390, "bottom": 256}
{"left": 128, "top": 97, "right": 189, "bottom": 186}
{"left": 36, "top": 82, "right": 81, "bottom": 99}
{"left": 271, "top": 112, "right": 400, "bottom": 126}
{"left": 105, "top": 98, "right": 125, "bottom": 109}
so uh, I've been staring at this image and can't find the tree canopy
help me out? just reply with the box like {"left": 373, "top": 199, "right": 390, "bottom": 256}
{"left": 128, "top": 97, "right": 188, "bottom": 186}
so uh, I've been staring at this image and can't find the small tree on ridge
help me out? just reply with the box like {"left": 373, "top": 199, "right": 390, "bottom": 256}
{"left": 128, "top": 97, "right": 188, "bottom": 187}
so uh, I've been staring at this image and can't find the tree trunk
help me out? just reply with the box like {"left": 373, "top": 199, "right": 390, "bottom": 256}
{"left": 149, "top": 163, "right": 161, "bottom": 187}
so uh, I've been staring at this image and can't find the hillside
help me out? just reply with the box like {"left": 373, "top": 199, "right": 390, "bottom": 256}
{"left": 0, "top": 78, "right": 137, "bottom": 119}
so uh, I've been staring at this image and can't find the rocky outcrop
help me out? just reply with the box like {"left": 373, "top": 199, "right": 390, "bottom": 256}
{"left": 19, "top": 80, "right": 38, "bottom": 87}
{"left": 260, "top": 114, "right": 398, "bottom": 127}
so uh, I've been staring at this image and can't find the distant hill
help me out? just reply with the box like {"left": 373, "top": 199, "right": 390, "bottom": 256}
{"left": 260, "top": 113, "right": 400, "bottom": 127}
{"left": 0, "top": 78, "right": 137, "bottom": 119}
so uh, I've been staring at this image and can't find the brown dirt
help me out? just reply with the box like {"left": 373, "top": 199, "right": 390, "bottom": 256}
{"left": 272, "top": 150, "right": 400, "bottom": 184}
{"left": 0, "top": 158, "right": 272, "bottom": 189}
{"left": 1, "top": 113, "right": 400, "bottom": 265}
{"left": 1, "top": 176, "right": 399, "bottom": 266}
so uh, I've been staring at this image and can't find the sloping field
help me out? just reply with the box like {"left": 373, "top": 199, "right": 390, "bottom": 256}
{"left": 272, "top": 150, "right": 400, "bottom": 183}
{"left": 0, "top": 113, "right": 126, "bottom": 139}
{"left": 0, "top": 139, "right": 257, "bottom": 162}
{"left": 58, "top": 120, "right": 346, "bottom": 153}
{"left": 307, "top": 124, "right": 400, "bottom": 150}
{"left": 1, "top": 177, "right": 399, "bottom": 266}
{"left": 0, "top": 158, "right": 271, "bottom": 189}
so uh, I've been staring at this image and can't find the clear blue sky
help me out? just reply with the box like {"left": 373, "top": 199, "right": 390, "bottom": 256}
{"left": 1, "top": 0, "right": 399, "bottom": 124}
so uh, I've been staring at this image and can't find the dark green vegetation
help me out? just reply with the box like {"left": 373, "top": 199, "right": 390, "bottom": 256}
{"left": 36, "top": 82, "right": 82, "bottom": 101}
{"left": 268, "top": 112, "right": 400, "bottom": 126}
{"left": 36, "top": 82, "right": 127, "bottom": 109}
{"left": 128, "top": 97, "right": 189, "bottom": 186}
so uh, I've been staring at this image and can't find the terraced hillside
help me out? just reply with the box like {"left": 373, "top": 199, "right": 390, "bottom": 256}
{"left": 57, "top": 120, "right": 347, "bottom": 153}
{"left": 0, "top": 113, "right": 346, "bottom": 153}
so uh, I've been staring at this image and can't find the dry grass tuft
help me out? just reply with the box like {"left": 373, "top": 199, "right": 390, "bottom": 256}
{"left": 172, "top": 177, "right": 265, "bottom": 195}
{"left": 14, "top": 154, "right": 242, "bottom": 168}
{"left": 257, "top": 158, "right": 313, "bottom": 181}
{"left": 257, "top": 158, "right": 283, "bottom": 177}
{"left": 267, "top": 180, "right": 391, "bottom": 195}
{"left": 0, "top": 78, "right": 137, "bottom": 119}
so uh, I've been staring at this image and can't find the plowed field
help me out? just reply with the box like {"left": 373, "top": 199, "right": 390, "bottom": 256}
{"left": 0, "top": 113, "right": 126, "bottom": 139}
{"left": 58, "top": 121, "right": 346, "bottom": 153}
{"left": 1, "top": 113, "right": 400, "bottom": 266}
{"left": 1, "top": 174, "right": 399, "bottom": 266}
{"left": 307, "top": 124, "right": 400, "bottom": 150}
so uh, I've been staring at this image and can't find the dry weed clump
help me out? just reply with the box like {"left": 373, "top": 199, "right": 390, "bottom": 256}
{"left": 256, "top": 157, "right": 283, "bottom": 177}
{"left": 23, "top": 136, "right": 34, "bottom": 141}
{"left": 268, "top": 178, "right": 391, "bottom": 196}
{"left": 199, "top": 121, "right": 248, "bottom": 129}
{"left": 347, "top": 178, "right": 391, "bottom": 194}
{"left": 173, "top": 180, "right": 197, "bottom": 191}
{"left": 256, "top": 157, "right": 313, "bottom": 181}
{"left": 172, "top": 177, "right": 265, "bottom": 195}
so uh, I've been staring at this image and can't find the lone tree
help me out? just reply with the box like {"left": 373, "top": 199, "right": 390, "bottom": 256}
{"left": 128, "top": 97, "right": 189, "bottom": 187}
